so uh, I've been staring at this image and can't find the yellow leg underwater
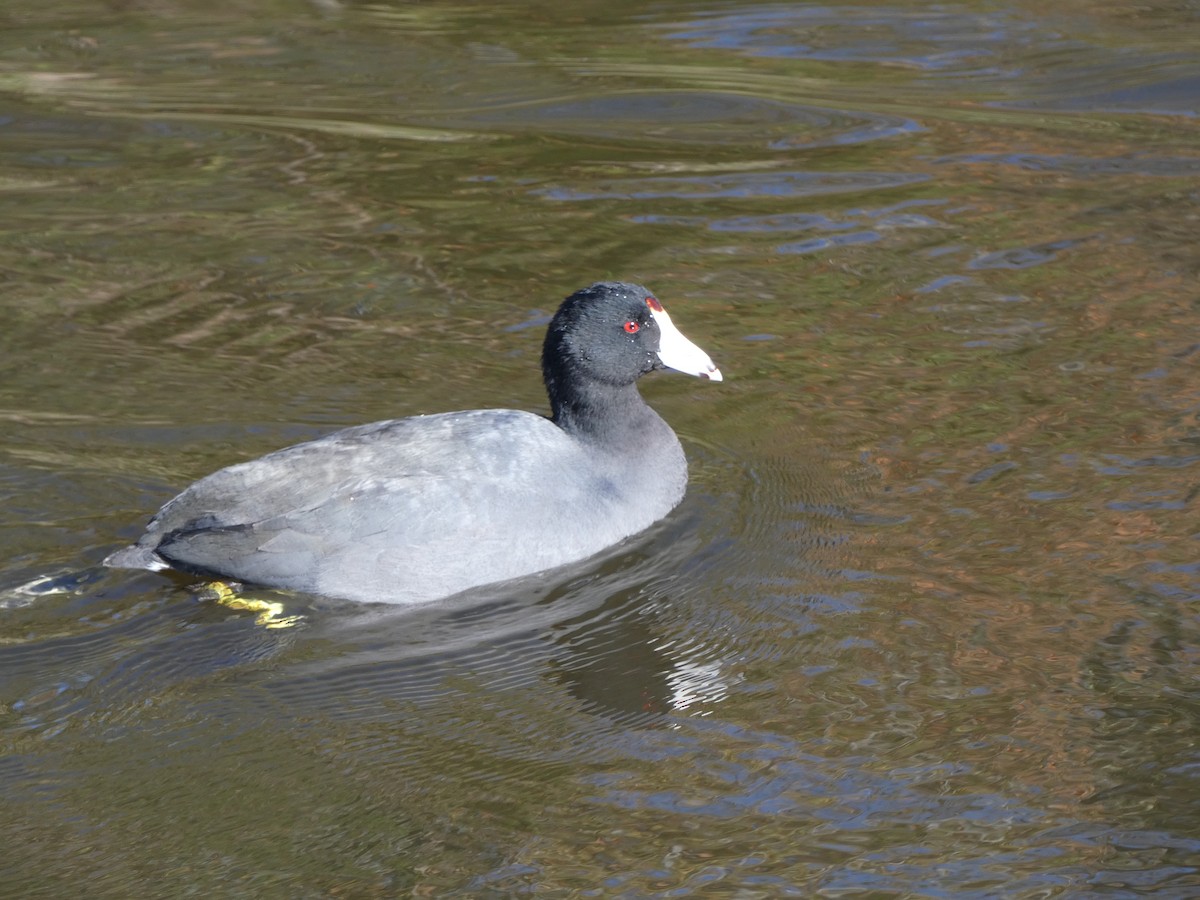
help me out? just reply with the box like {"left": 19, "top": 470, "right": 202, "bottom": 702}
{"left": 205, "top": 581, "right": 304, "bottom": 630}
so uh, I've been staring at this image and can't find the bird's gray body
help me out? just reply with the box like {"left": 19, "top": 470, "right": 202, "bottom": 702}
{"left": 107, "top": 407, "right": 686, "bottom": 604}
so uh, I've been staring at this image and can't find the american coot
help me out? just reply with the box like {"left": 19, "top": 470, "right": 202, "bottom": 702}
{"left": 105, "top": 282, "right": 722, "bottom": 604}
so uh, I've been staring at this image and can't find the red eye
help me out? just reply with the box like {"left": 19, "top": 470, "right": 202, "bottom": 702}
{"left": 624, "top": 320, "right": 640, "bottom": 334}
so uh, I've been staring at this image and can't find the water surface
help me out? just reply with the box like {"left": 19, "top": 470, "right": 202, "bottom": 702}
{"left": 2, "top": 0, "right": 1198, "bottom": 895}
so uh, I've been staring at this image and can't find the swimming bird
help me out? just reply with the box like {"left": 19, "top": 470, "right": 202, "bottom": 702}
{"left": 105, "top": 281, "right": 722, "bottom": 604}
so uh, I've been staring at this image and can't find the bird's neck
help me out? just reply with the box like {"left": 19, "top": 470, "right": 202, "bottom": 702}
{"left": 550, "top": 379, "right": 669, "bottom": 450}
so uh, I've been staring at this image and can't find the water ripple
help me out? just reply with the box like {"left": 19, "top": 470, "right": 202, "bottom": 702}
{"left": 452, "top": 90, "right": 920, "bottom": 149}
{"left": 968, "top": 239, "right": 1083, "bottom": 271}
{"left": 937, "top": 152, "right": 1200, "bottom": 177}
{"left": 657, "top": 5, "right": 1040, "bottom": 74}
{"left": 538, "top": 170, "right": 929, "bottom": 202}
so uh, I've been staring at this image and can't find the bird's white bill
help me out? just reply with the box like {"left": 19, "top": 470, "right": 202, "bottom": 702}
{"left": 652, "top": 306, "right": 723, "bottom": 381}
